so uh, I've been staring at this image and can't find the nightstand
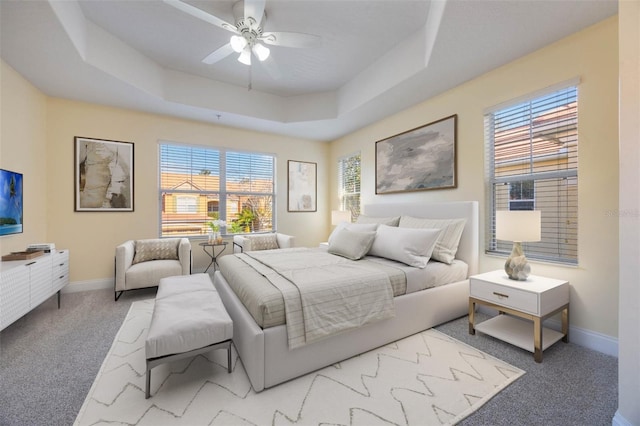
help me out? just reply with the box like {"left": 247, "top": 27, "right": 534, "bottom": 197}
{"left": 468, "top": 270, "right": 569, "bottom": 362}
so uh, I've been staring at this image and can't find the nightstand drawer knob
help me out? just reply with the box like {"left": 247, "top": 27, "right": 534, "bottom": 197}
{"left": 493, "top": 291, "right": 509, "bottom": 299}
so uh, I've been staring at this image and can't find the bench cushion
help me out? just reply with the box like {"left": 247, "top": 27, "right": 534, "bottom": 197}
{"left": 145, "top": 273, "right": 233, "bottom": 359}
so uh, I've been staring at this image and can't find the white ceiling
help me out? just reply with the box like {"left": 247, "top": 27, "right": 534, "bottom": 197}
{"left": 0, "top": 0, "right": 617, "bottom": 142}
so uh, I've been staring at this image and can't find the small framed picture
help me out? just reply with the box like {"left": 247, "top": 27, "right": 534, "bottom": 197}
{"left": 74, "top": 137, "right": 134, "bottom": 212}
{"left": 288, "top": 160, "right": 317, "bottom": 212}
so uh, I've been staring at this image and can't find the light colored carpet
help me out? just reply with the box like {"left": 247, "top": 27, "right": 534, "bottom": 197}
{"left": 75, "top": 300, "right": 524, "bottom": 426}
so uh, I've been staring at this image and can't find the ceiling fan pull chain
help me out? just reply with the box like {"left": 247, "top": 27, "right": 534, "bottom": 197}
{"left": 248, "top": 64, "right": 253, "bottom": 91}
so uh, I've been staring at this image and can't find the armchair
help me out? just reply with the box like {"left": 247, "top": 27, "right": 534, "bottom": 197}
{"left": 115, "top": 238, "right": 191, "bottom": 301}
{"left": 233, "top": 233, "right": 295, "bottom": 253}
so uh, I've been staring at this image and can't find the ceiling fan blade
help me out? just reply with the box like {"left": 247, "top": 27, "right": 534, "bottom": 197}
{"left": 244, "top": 0, "right": 266, "bottom": 24}
{"left": 163, "top": 0, "right": 238, "bottom": 33}
{"left": 202, "top": 43, "right": 235, "bottom": 64}
{"left": 260, "top": 32, "right": 322, "bottom": 48}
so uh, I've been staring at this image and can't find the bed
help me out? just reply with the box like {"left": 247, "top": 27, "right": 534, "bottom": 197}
{"left": 212, "top": 201, "right": 479, "bottom": 392}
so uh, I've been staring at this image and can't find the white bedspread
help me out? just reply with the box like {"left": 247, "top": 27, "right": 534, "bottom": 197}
{"left": 241, "top": 248, "right": 395, "bottom": 349}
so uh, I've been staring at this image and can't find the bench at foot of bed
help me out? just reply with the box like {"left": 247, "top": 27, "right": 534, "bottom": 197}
{"left": 144, "top": 273, "right": 233, "bottom": 399}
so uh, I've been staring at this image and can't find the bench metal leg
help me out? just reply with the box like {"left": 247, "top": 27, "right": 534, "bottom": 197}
{"left": 145, "top": 340, "right": 232, "bottom": 399}
{"left": 146, "top": 368, "right": 151, "bottom": 399}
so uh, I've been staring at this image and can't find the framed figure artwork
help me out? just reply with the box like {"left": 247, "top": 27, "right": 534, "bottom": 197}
{"left": 288, "top": 160, "right": 317, "bottom": 212}
{"left": 74, "top": 136, "right": 134, "bottom": 212}
{"left": 376, "top": 114, "right": 457, "bottom": 194}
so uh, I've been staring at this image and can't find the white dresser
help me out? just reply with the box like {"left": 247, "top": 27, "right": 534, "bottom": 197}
{"left": 0, "top": 250, "right": 69, "bottom": 331}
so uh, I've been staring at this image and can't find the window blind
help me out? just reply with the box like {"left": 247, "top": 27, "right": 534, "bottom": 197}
{"left": 485, "top": 86, "right": 578, "bottom": 264}
{"left": 338, "top": 152, "right": 361, "bottom": 221}
{"left": 159, "top": 143, "right": 275, "bottom": 237}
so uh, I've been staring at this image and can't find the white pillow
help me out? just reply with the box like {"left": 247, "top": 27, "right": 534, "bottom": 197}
{"left": 368, "top": 225, "right": 440, "bottom": 268}
{"left": 355, "top": 215, "right": 400, "bottom": 226}
{"left": 398, "top": 217, "right": 466, "bottom": 264}
{"left": 328, "top": 222, "right": 378, "bottom": 244}
{"left": 328, "top": 228, "right": 377, "bottom": 260}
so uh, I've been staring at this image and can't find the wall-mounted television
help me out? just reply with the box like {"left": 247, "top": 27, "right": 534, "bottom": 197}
{"left": 0, "top": 168, "right": 23, "bottom": 236}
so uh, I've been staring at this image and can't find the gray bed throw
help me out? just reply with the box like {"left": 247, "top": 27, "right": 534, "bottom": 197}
{"left": 240, "top": 248, "right": 395, "bottom": 349}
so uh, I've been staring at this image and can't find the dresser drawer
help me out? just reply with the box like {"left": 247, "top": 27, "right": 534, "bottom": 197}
{"left": 470, "top": 280, "right": 539, "bottom": 315}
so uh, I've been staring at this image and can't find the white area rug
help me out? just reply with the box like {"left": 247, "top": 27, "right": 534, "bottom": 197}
{"left": 75, "top": 300, "right": 524, "bottom": 426}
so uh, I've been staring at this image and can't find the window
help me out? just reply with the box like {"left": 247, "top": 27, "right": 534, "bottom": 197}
{"left": 159, "top": 143, "right": 275, "bottom": 237}
{"left": 485, "top": 85, "right": 578, "bottom": 264}
{"left": 509, "top": 180, "right": 535, "bottom": 211}
{"left": 338, "top": 152, "right": 361, "bottom": 221}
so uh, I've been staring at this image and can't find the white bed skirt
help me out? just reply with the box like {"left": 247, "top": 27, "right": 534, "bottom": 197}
{"left": 213, "top": 270, "right": 470, "bottom": 392}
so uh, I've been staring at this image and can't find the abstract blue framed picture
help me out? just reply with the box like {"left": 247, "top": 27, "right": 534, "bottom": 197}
{"left": 375, "top": 114, "right": 457, "bottom": 194}
{"left": 0, "top": 168, "right": 23, "bottom": 236}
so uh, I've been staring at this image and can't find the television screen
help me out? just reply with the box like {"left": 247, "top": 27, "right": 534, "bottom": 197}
{"left": 0, "top": 168, "right": 23, "bottom": 236}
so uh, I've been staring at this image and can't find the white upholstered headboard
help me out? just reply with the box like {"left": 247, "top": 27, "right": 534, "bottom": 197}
{"left": 363, "top": 201, "right": 479, "bottom": 276}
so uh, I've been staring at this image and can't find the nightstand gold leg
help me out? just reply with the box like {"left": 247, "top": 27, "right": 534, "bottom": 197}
{"left": 533, "top": 317, "right": 543, "bottom": 363}
{"left": 468, "top": 300, "right": 476, "bottom": 335}
{"left": 562, "top": 306, "right": 570, "bottom": 343}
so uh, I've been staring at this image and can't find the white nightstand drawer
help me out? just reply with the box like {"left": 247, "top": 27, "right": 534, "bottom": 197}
{"left": 470, "top": 281, "right": 539, "bottom": 315}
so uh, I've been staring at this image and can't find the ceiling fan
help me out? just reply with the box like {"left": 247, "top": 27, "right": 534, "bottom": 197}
{"left": 164, "top": 0, "right": 321, "bottom": 68}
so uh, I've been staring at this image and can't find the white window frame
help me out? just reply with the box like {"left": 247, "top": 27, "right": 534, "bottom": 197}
{"left": 485, "top": 82, "right": 579, "bottom": 265}
{"left": 338, "top": 151, "right": 361, "bottom": 221}
{"left": 159, "top": 142, "right": 276, "bottom": 238}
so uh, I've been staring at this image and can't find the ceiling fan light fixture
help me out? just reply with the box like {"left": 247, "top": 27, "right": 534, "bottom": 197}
{"left": 252, "top": 43, "right": 270, "bottom": 61}
{"left": 230, "top": 35, "right": 248, "bottom": 53}
{"left": 238, "top": 47, "right": 252, "bottom": 65}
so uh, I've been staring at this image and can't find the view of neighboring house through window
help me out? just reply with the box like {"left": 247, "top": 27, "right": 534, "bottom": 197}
{"left": 485, "top": 84, "right": 578, "bottom": 264}
{"left": 338, "top": 152, "right": 361, "bottom": 221}
{"left": 159, "top": 143, "right": 275, "bottom": 237}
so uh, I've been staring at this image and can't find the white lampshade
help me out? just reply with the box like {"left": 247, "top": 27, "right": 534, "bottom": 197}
{"left": 496, "top": 210, "right": 541, "bottom": 242}
{"left": 331, "top": 210, "right": 351, "bottom": 226}
{"left": 252, "top": 43, "right": 270, "bottom": 61}
{"left": 237, "top": 48, "right": 252, "bottom": 65}
{"left": 230, "top": 35, "right": 248, "bottom": 53}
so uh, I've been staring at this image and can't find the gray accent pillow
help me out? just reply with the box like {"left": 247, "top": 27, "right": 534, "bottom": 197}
{"left": 132, "top": 238, "right": 180, "bottom": 264}
{"left": 398, "top": 216, "right": 466, "bottom": 264}
{"left": 355, "top": 215, "right": 400, "bottom": 226}
{"left": 245, "top": 234, "right": 279, "bottom": 251}
{"left": 328, "top": 228, "right": 377, "bottom": 260}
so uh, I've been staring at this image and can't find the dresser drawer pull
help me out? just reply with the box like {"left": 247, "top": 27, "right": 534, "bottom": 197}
{"left": 493, "top": 291, "right": 509, "bottom": 299}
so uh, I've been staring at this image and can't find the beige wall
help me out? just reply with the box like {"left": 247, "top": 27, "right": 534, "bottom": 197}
{"left": 0, "top": 61, "right": 49, "bottom": 255}
{"left": 616, "top": 1, "right": 640, "bottom": 424}
{"left": 330, "top": 17, "right": 619, "bottom": 338}
{"left": 0, "top": 63, "right": 329, "bottom": 283}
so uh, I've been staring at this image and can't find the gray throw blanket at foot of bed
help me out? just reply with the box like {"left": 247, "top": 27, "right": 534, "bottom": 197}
{"left": 239, "top": 248, "right": 395, "bottom": 349}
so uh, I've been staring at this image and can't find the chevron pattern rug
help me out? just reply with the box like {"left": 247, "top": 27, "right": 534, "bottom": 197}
{"left": 74, "top": 299, "right": 524, "bottom": 426}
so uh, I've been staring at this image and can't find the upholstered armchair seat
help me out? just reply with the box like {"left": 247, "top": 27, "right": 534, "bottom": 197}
{"left": 233, "top": 233, "right": 295, "bottom": 253}
{"left": 115, "top": 238, "right": 191, "bottom": 300}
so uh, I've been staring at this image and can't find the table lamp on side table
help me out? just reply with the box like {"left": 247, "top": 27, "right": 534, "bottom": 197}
{"left": 496, "top": 210, "right": 541, "bottom": 281}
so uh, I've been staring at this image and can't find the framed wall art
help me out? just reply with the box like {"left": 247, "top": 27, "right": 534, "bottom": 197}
{"left": 74, "top": 136, "right": 134, "bottom": 212}
{"left": 376, "top": 114, "right": 457, "bottom": 194}
{"left": 288, "top": 160, "right": 317, "bottom": 212}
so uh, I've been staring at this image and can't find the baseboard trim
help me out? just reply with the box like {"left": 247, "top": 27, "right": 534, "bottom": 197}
{"left": 62, "top": 278, "right": 113, "bottom": 293}
{"left": 476, "top": 306, "right": 618, "bottom": 358}
{"left": 612, "top": 411, "right": 633, "bottom": 426}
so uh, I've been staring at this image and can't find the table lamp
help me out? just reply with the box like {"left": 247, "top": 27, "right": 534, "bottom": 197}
{"left": 331, "top": 210, "right": 351, "bottom": 226}
{"left": 496, "top": 210, "right": 541, "bottom": 281}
